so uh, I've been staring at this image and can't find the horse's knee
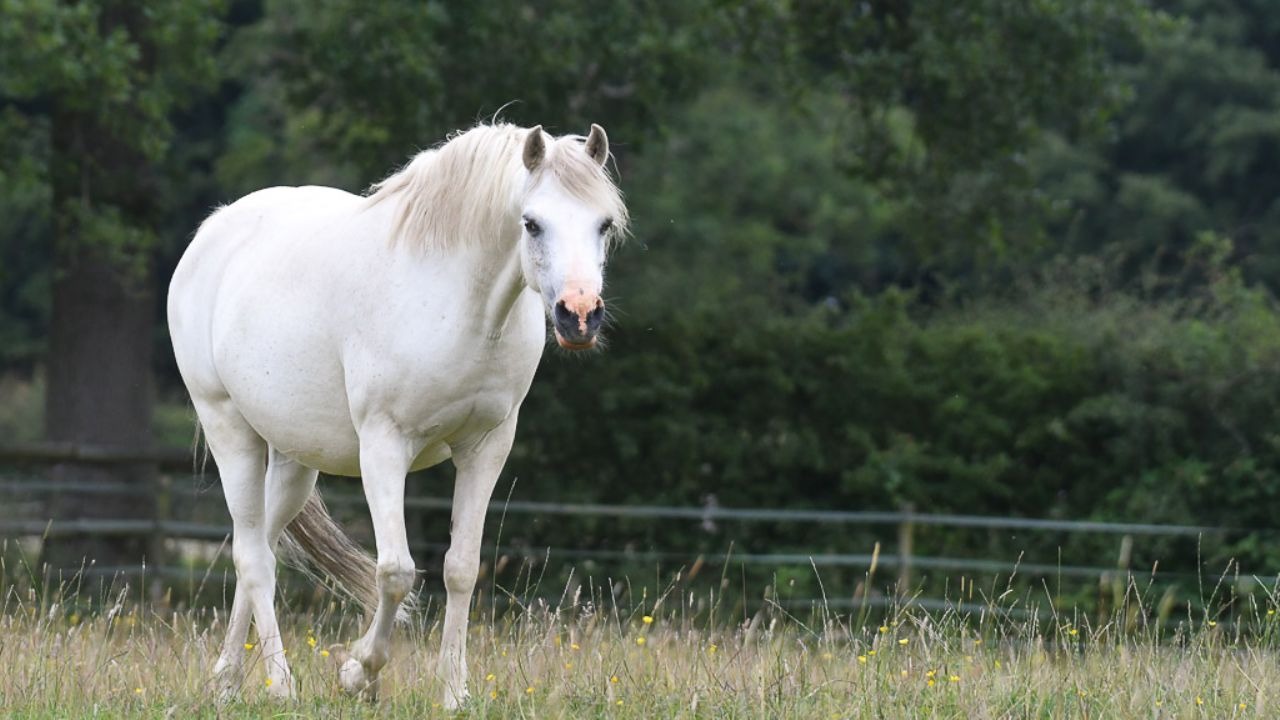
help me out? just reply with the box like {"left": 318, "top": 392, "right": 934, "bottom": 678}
{"left": 377, "top": 559, "right": 416, "bottom": 604}
{"left": 442, "top": 549, "right": 478, "bottom": 596}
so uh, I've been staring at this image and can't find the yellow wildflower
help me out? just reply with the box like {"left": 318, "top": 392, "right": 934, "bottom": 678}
{"left": 486, "top": 673, "right": 496, "bottom": 682}
{"left": 320, "top": 649, "right": 330, "bottom": 658}
{"left": 617, "top": 700, "right": 624, "bottom": 706}
{"left": 949, "top": 675, "right": 959, "bottom": 683}
{"left": 526, "top": 686, "right": 534, "bottom": 695}
{"left": 1196, "top": 696, "right": 1203, "bottom": 706}
{"left": 1068, "top": 628, "right": 1078, "bottom": 636}
{"left": 927, "top": 679, "right": 935, "bottom": 687}
{"left": 134, "top": 687, "right": 142, "bottom": 695}
{"left": 490, "top": 690, "right": 498, "bottom": 700}
{"left": 900, "top": 670, "right": 908, "bottom": 678}
{"left": 636, "top": 637, "right": 646, "bottom": 646}
{"left": 1240, "top": 702, "right": 1247, "bottom": 711}
{"left": 867, "top": 650, "right": 876, "bottom": 656}
{"left": 244, "top": 643, "right": 255, "bottom": 650}
{"left": 265, "top": 678, "right": 272, "bottom": 687}
{"left": 571, "top": 643, "right": 580, "bottom": 651}
{"left": 898, "top": 638, "right": 909, "bottom": 646}
{"left": 857, "top": 655, "right": 867, "bottom": 664}
{"left": 878, "top": 625, "right": 888, "bottom": 633}
{"left": 307, "top": 636, "right": 317, "bottom": 648}
{"left": 564, "top": 662, "right": 573, "bottom": 670}
{"left": 926, "top": 670, "right": 936, "bottom": 678}
{"left": 610, "top": 675, "right": 619, "bottom": 684}
{"left": 642, "top": 615, "right": 654, "bottom": 624}
{"left": 1208, "top": 620, "right": 1217, "bottom": 628}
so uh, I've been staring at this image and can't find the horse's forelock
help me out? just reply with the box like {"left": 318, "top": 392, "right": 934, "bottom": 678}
{"left": 542, "top": 135, "right": 630, "bottom": 244}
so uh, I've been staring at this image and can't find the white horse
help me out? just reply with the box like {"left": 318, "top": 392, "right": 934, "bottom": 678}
{"left": 167, "top": 123, "right": 627, "bottom": 707}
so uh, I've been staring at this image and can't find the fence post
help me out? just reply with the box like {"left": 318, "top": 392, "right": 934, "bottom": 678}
{"left": 898, "top": 503, "right": 915, "bottom": 596}
{"left": 150, "top": 471, "right": 172, "bottom": 604}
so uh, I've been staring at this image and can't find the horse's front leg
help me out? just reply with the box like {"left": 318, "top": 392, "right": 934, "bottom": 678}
{"left": 437, "top": 415, "right": 519, "bottom": 710}
{"left": 338, "top": 428, "right": 418, "bottom": 700}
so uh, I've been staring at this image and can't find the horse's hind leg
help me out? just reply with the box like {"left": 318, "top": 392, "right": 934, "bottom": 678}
{"left": 199, "top": 401, "right": 299, "bottom": 700}
{"left": 214, "top": 446, "right": 319, "bottom": 698}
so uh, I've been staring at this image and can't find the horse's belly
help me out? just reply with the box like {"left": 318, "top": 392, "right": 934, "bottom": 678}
{"left": 223, "top": 364, "right": 364, "bottom": 475}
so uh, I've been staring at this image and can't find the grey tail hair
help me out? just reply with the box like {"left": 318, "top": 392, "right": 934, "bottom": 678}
{"left": 191, "top": 414, "right": 211, "bottom": 479}
{"left": 281, "top": 489, "right": 417, "bottom": 622}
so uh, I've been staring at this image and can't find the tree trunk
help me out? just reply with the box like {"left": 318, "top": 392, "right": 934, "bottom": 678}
{"left": 41, "top": 93, "right": 158, "bottom": 578}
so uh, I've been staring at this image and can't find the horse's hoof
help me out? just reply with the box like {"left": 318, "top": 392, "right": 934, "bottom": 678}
{"left": 216, "top": 683, "right": 239, "bottom": 704}
{"left": 338, "top": 656, "right": 379, "bottom": 701}
{"left": 211, "top": 663, "right": 242, "bottom": 704}
{"left": 265, "top": 676, "right": 296, "bottom": 701}
{"left": 442, "top": 687, "right": 470, "bottom": 711}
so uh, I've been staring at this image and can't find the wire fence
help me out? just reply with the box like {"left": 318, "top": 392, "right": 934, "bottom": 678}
{"left": 2, "top": 442, "right": 1277, "bottom": 614}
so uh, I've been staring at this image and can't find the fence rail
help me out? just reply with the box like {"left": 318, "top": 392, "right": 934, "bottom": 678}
{"left": 2, "top": 443, "right": 1277, "bottom": 603}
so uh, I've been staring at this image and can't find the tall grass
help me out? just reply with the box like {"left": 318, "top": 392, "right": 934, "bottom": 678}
{"left": 3, "top": 551, "right": 1280, "bottom": 719}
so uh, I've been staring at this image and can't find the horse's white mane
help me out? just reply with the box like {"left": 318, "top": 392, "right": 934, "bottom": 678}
{"left": 367, "top": 123, "right": 629, "bottom": 252}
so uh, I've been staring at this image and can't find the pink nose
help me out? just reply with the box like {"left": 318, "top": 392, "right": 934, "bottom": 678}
{"left": 553, "top": 292, "right": 605, "bottom": 349}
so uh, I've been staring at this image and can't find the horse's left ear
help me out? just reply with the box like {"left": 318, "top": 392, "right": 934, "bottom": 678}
{"left": 585, "top": 124, "right": 609, "bottom": 166}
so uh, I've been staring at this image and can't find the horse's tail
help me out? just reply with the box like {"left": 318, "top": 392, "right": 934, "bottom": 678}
{"left": 281, "top": 489, "right": 416, "bottom": 621}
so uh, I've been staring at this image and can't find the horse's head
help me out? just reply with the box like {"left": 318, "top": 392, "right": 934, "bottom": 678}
{"left": 518, "top": 125, "right": 628, "bottom": 351}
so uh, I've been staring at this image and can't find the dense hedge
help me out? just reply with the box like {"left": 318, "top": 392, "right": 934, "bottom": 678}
{"left": 458, "top": 261, "right": 1280, "bottom": 608}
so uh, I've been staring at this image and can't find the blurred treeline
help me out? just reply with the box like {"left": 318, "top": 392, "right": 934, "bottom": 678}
{"left": 4, "top": 1, "right": 1280, "bottom": 598}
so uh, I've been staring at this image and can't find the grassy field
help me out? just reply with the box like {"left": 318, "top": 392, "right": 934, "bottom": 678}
{"left": 3, "top": 567, "right": 1280, "bottom": 718}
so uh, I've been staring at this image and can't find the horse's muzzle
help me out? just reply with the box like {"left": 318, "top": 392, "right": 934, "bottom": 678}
{"left": 553, "top": 296, "right": 604, "bottom": 350}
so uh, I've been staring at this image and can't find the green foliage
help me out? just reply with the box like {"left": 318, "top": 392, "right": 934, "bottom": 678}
{"left": 1033, "top": 0, "right": 1280, "bottom": 288}
{"left": 0, "top": 0, "right": 224, "bottom": 164}
{"left": 0, "top": 0, "right": 227, "bottom": 356}
{"left": 235, "top": 0, "right": 724, "bottom": 179}
{"left": 742, "top": 0, "right": 1151, "bottom": 273}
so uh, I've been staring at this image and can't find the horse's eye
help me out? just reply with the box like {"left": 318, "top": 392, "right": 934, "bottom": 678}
{"left": 523, "top": 217, "right": 542, "bottom": 237}
{"left": 599, "top": 218, "right": 614, "bottom": 235}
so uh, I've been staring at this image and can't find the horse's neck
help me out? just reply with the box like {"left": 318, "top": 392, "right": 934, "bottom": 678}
{"left": 473, "top": 239, "right": 530, "bottom": 341}
{"left": 380, "top": 196, "right": 529, "bottom": 340}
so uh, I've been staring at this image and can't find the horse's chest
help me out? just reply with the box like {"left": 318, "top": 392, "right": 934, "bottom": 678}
{"left": 374, "top": 336, "right": 542, "bottom": 445}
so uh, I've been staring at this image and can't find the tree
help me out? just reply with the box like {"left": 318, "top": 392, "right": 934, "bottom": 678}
{"left": 0, "top": 0, "right": 224, "bottom": 571}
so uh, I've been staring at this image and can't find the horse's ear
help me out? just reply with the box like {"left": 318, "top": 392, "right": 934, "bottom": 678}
{"left": 585, "top": 124, "right": 609, "bottom": 166}
{"left": 523, "top": 126, "right": 546, "bottom": 171}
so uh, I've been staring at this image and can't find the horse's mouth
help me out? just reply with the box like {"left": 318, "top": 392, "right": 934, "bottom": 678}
{"left": 554, "top": 329, "right": 598, "bottom": 350}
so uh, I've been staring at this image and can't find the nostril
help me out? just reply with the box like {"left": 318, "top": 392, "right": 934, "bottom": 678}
{"left": 553, "top": 301, "right": 575, "bottom": 330}
{"left": 586, "top": 303, "right": 605, "bottom": 331}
